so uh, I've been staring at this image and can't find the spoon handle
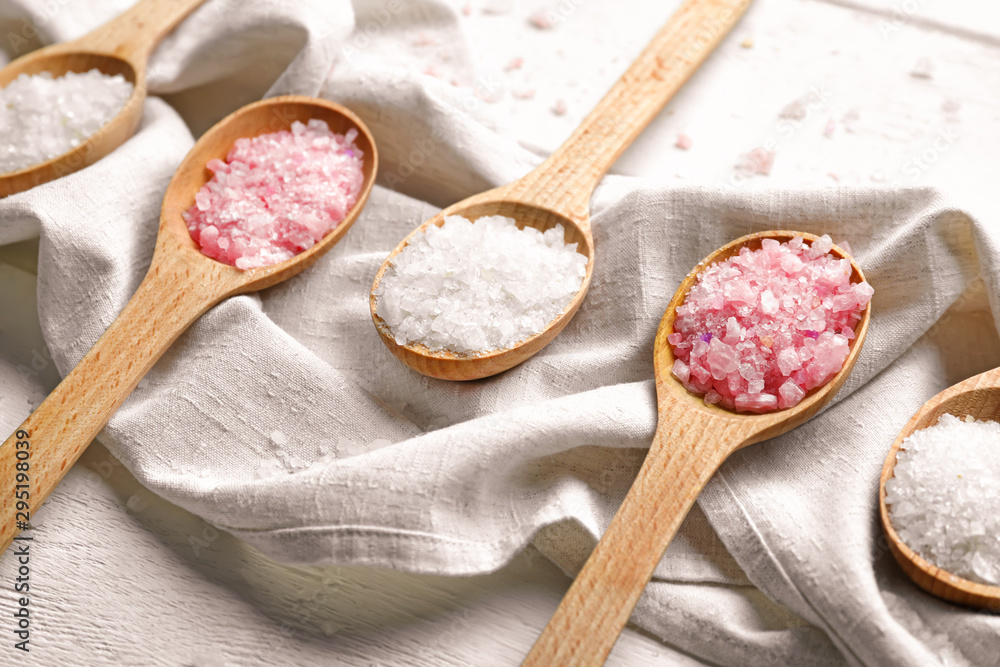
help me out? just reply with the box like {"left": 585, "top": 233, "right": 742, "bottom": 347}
{"left": 0, "top": 252, "right": 225, "bottom": 553}
{"left": 518, "top": 0, "right": 753, "bottom": 224}
{"left": 71, "top": 0, "right": 209, "bottom": 64}
{"left": 522, "top": 409, "right": 744, "bottom": 666}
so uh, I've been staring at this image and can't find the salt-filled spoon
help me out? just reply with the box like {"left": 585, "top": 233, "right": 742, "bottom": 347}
{"left": 369, "top": 0, "right": 755, "bottom": 381}
{"left": 0, "top": 95, "right": 378, "bottom": 553}
{"left": 522, "top": 231, "right": 871, "bottom": 666}
{"left": 0, "top": 0, "right": 209, "bottom": 197}
{"left": 879, "top": 370, "right": 1000, "bottom": 609}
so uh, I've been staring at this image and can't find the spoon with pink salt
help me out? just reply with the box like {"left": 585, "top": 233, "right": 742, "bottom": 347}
{"left": 0, "top": 95, "right": 378, "bottom": 555}
{"left": 522, "top": 231, "right": 872, "bottom": 666}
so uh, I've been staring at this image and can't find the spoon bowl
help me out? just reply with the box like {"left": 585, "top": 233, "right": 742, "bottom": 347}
{"left": 370, "top": 196, "right": 594, "bottom": 380}
{"left": 0, "top": 95, "right": 377, "bottom": 554}
{"left": 0, "top": 0, "right": 209, "bottom": 197}
{"left": 523, "top": 230, "right": 871, "bottom": 666}
{"left": 656, "top": 231, "right": 869, "bottom": 435}
{"left": 160, "top": 95, "right": 378, "bottom": 292}
{"left": 879, "top": 369, "right": 1000, "bottom": 610}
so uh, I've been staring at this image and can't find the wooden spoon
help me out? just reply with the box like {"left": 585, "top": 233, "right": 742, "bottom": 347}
{"left": 0, "top": 95, "right": 378, "bottom": 553}
{"left": 879, "top": 369, "right": 1000, "bottom": 610}
{"left": 0, "top": 0, "right": 209, "bottom": 197}
{"left": 369, "top": 0, "right": 755, "bottom": 381}
{"left": 522, "top": 231, "right": 872, "bottom": 666}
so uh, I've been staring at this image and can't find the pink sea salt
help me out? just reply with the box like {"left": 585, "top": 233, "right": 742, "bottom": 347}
{"left": 184, "top": 119, "right": 364, "bottom": 270}
{"left": 669, "top": 235, "right": 873, "bottom": 413}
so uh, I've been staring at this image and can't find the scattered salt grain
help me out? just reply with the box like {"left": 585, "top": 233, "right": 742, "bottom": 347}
{"left": 504, "top": 57, "right": 524, "bottom": 71}
{"left": 741, "top": 37, "right": 754, "bottom": 49}
{"left": 513, "top": 88, "right": 537, "bottom": 100}
{"left": 374, "top": 215, "right": 588, "bottom": 354}
{"left": 675, "top": 133, "right": 693, "bottom": 150}
{"left": 530, "top": 10, "right": 555, "bottom": 29}
{"left": 0, "top": 69, "right": 132, "bottom": 173}
{"left": 779, "top": 98, "right": 809, "bottom": 121}
{"left": 823, "top": 118, "right": 836, "bottom": 138}
{"left": 736, "top": 147, "right": 775, "bottom": 177}
{"left": 552, "top": 99, "right": 568, "bottom": 116}
{"left": 910, "top": 57, "right": 934, "bottom": 80}
{"left": 885, "top": 414, "right": 1000, "bottom": 585}
{"left": 183, "top": 119, "right": 364, "bottom": 270}
{"left": 669, "top": 235, "right": 872, "bottom": 412}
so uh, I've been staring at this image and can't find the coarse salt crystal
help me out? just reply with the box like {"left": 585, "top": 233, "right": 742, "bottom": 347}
{"left": 886, "top": 414, "right": 1000, "bottom": 585}
{"left": 374, "top": 215, "right": 587, "bottom": 354}
{"left": 0, "top": 69, "right": 133, "bottom": 174}
{"left": 183, "top": 119, "right": 364, "bottom": 270}
{"left": 669, "top": 235, "right": 872, "bottom": 412}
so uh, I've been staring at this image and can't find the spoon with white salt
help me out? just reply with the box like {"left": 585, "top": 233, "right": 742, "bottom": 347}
{"left": 0, "top": 95, "right": 378, "bottom": 554}
{"left": 523, "top": 230, "right": 871, "bottom": 666}
{"left": 0, "top": 0, "right": 209, "bottom": 197}
{"left": 879, "top": 373, "right": 1000, "bottom": 610}
{"left": 370, "top": 0, "right": 756, "bottom": 381}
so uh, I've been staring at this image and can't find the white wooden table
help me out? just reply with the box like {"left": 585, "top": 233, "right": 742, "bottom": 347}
{"left": 1, "top": 0, "right": 997, "bottom": 664}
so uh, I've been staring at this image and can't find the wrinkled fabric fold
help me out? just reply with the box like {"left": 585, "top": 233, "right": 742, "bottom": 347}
{"left": 1, "top": 0, "right": 998, "bottom": 665}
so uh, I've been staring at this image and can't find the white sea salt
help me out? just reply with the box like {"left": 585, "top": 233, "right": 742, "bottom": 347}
{"left": 374, "top": 214, "right": 588, "bottom": 354}
{"left": 0, "top": 69, "right": 133, "bottom": 174}
{"left": 885, "top": 413, "right": 1000, "bottom": 585}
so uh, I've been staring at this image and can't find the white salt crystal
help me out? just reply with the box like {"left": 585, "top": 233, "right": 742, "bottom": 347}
{"left": 0, "top": 69, "right": 133, "bottom": 173}
{"left": 374, "top": 215, "right": 588, "bottom": 354}
{"left": 885, "top": 414, "right": 1000, "bottom": 585}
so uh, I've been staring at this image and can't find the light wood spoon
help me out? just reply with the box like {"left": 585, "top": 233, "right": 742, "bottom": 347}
{"left": 879, "top": 369, "right": 1000, "bottom": 610}
{"left": 0, "top": 95, "right": 378, "bottom": 553}
{"left": 0, "top": 0, "right": 209, "bottom": 197}
{"left": 522, "top": 231, "right": 872, "bottom": 666}
{"left": 369, "top": 0, "right": 755, "bottom": 381}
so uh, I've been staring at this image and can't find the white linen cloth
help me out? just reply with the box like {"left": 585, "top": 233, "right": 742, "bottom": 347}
{"left": 0, "top": 0, "right": 998, "bottom": 665}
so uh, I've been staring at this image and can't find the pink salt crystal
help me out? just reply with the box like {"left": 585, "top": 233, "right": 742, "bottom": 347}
{"left": 724, "top": 316, "right": 741, "bottom": 344}
{"left": 675, "top": 133, "right": 693, "bottom": 150}
{"left": 513, "top": 88, "right": 536, "bottom": 100}
{"left": 777, "top": 380, "right": 806, "bottom": 409}
{"left": 462, "top": 3, "right": 472, "bottom": 15}
{"left": 736, "top": 147, "right": 775, "bottom": 176}
{"left": 735, "top": 393, "right": 778, "bottom": 413}
{"left": 552, "top": 99, "right": 568, "bottom": 116}
{"left": 504, "top": 57, "right": 524, "bottom": 71}
{"left": 823, "top": 118, "right": 836, "bottom": 138}
{"left": 183, "top": 120, "right": 364, "bottom": 270}
{"left": 776, "top": 347, "right": 801, "bottom": 375}
{"left": 707, "top": 338, "right": 738, "bottom": 379}
{"left": 413, "top": 33, "right": 439, "bottom": 47}
{"left": 669, "top": 235, "right": 872, "bottom": 412}
{"left": 530, "top": 10, "right": 555, "bottom": 29}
